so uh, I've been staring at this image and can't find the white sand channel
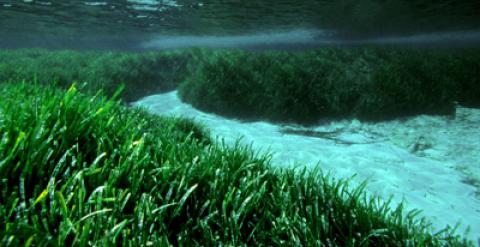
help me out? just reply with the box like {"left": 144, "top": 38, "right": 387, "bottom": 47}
{"left": 133, "top": 91, "right": 480, "bottom": 242}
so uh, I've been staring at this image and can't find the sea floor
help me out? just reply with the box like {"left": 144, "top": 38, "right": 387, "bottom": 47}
{"left": 133, "top": 91, "right": 480, "bottom": 242}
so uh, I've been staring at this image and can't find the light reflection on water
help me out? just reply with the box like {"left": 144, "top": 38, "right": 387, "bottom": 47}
{"left": 141, "top": 29, "right": 480, "bottom": 51}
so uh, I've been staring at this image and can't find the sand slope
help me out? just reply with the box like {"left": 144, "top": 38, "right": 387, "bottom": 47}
{"left": 134, "top": 91, "right": 480, "bottom": 242}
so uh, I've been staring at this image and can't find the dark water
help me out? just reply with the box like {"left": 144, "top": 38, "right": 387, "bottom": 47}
{"left": 1, "top": 0, "right": 479, "bottom": 50}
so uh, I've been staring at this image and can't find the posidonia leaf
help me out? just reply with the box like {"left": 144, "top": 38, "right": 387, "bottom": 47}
{"left": 25, "top": 235, "right": 35, "bottom": 247}
{"left": 92, "top": 152, "right": 107, "bottom": 166}
{"left": 174, "top": 184, "right": 198, "bottom": 216}
{"left": 34, "top": 187, "right": 49, "bottom": 206}
{"left": 12, "top": 131, "right": 26, "bottom": 152}
{"left": 110, "top": 219, "right": 131, "bottom": 242}
{"left": 152, "top": 202, "right": 177, "bottom": 215}
{"left": 78, "top": 208, "right": 113, "bottom": 223}
{"left": 55, "top": 192, "right": 69, "bottom": 219}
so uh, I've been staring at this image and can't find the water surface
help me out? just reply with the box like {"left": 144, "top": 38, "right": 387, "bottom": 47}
{"left": 1, "top": 0, "right": 479, "bottom": 50}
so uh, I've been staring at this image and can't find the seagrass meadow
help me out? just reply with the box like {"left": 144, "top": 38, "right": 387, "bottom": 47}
{"left": 0, "top": 47, "right": 479, "bottom": 246}
{"left": 1, "top": 47, "right": 479, "bottom": 124}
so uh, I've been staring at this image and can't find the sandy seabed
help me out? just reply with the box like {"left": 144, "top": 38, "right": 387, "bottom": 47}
{"left": 134, "top": 91, "right": 480, "bottom": 242}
